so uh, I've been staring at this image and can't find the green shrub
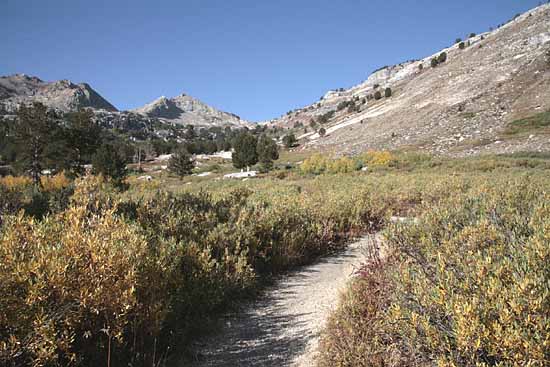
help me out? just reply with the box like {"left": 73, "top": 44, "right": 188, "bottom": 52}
{"left": 438, "top": 52, "right": 447, "bottom": 63}
{"left": 459, "top": 41, "right": 466, "bottom": 50}
{"left": 374, "top": 91, "right": 382, "bottom": 100}
{"left": 384, "top": 87, "right": 392, "bottom": 98}
{"left": 431, "top": 57, "right": 439, "bottom": 67}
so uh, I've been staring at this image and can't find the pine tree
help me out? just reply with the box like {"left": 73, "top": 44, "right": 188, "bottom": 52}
{"left": 13, "top": 103, "right": 57, "bottom": 184}
{"left": 232, "top": 132, "right": 258, "bottom": 170}
{"left": 282, "top": 134, "right": 298, "bottom": 148}
{"left": 92, "top": 144, "right": 127, "bottom": 187}
{"left": 256, "top": 135, "right": 279, "bottom": 172}
{"left": 168, "top": 148, "right": 195, "bottom": 177}
{"left": 65, "top": 109, "right": 101, "bottom": 174}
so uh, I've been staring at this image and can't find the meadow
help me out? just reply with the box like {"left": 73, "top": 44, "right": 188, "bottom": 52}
{"left": 1, "top": 151, "right": 549, "bottom": 366}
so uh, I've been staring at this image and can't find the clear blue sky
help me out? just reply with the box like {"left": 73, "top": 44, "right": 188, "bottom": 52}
{"left": 1, "top": 0, "right": 543, "bottom": 121}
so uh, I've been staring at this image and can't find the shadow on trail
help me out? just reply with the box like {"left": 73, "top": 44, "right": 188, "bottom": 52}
{"left": 186, "top": 239, "right": 371, "bottom": 366}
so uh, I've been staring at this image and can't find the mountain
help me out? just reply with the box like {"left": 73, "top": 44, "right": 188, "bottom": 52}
{"left": 0, "top": 74, "right": 117, "bottom": 113}
{"left": 0, "top": 75, "right": 250, "bottom": 131}
{"left": 132, "top": 94, "right": 249, "bottom": 128}
{"left": 267, "top": 4, "right": 550, "bottom": 156}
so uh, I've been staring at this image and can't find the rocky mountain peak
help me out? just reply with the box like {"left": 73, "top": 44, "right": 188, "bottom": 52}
{"left": 132, "top": 93, "right": 249, "bottom": 127}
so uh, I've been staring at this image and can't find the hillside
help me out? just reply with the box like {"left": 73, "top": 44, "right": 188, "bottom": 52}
{"left": 266, "top": 4, "right": 550, "bottom": 156}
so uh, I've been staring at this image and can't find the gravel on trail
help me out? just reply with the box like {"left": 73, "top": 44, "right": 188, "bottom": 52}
{"left": 186, "top": 234, "right": 381, "bottom": 367}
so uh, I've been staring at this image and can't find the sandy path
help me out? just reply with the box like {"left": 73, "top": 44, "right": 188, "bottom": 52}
{"left": 186, "top": 235, "right": 378, "bottom": 367}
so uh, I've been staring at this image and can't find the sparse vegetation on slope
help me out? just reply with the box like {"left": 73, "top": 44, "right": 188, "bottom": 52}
{"left": 503, "top": 111, "right": 550, "bottom": 136}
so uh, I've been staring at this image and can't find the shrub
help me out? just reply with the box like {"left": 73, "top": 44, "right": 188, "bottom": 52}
{"left": 0, "top": 197, "right": 152, "bottom": 366}
{"left": 40, "top": 172, "right": 71, "bottom": 192}
{"left": 320, "top": 178, "right": 550, "bottom": 366}
{"left": 374, "top": 91, "right": 382, "bottom": 100}
{"left": 455, "top": 37, "right": 462, "bottom": 44}
{"left": 318, "top": 127, "right": 326, "bottom": 137}
{"left": 0, "top": 175, "right": 33, "bottom": 190}
{"left": 438, "top": 52, "right": 447, "bottom": 63}
{"left": 384, "top": 87, "right": 392, "bottom": 98}
{"left": 418, "top": 63, "right": 423, "bottom": 71}
{"left": 337, "top": 100, "right": 350, "bottom": 111}
{"left": 358, "top": 151, "right": 397, "bottom": 168}
{"left": 384, "top": 181, "right": 550, "bottom": 365}
{"left": 431, "top": 57, "right": 439, "bottom": 67}
{"left": 469, "top": 32, "right": 476, "bottom": 38}
{"left": 459, "top": 41, "right": 466, "bottom": 49}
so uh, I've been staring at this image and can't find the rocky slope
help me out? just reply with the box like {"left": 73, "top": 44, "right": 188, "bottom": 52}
{"left": 132, "top": 94, "right": 249, "bottom": 128}
{"left": 267, "top": 4, "right": 550, "bottom": 156}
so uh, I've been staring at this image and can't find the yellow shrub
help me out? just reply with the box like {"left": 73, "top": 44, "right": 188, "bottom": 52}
{"left": 300, "top": 153, "right": 330, "bottom": 174}
{"left": 359, "top": 150, "right": 397, "bottom": 167}
{"left": 301, "top": 154, "right": 359, "bottom": 174}
{"left": 40, "top": 172, "right": 71, "bottom": 192}
{"left": 0, "top": 204, "right": 149, "bottom": 365}
{"left": 0, "top": 175, "right": 33, "bottom": 190}
{"left": 327, "top": 156, "right": 357, "bottom": 173}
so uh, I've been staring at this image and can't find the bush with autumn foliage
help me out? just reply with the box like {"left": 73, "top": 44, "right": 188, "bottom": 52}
{"left": 319, "top": 176, "right": 550, "bottom": 366}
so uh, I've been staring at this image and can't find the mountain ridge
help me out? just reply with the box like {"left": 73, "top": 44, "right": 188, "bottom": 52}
{"left": 0, "top": 74, "right": 251, "bottom": 129}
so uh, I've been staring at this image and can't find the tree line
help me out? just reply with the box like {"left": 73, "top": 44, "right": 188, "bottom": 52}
{"left": 0, "top": 102, "right": 284, "bottom": 182}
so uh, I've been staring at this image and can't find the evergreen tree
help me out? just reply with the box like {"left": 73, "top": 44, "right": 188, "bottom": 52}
{"left": 92, "top": 144, "right": 127, "bottom": 186}
{"left": 168, "top": 148, "right": 195, "bottom": 177}
{"left": 282, "top": 134, "right": 298, "bottom": 148}
{"left": 65, "top": 109, "right": 101, "bottom": 174}
{"left": 256, "top": 135, "right": 279, "bottom": 172}
{"left": 13, "top": 103, "right": 57, "bottom": 184}
{"left": 232, "top": 132, "right": 258, "bottom": 170}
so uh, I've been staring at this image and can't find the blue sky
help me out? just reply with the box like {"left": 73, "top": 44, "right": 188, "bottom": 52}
{"left": 1, "top": 0, "right": 543, "bottom": 121}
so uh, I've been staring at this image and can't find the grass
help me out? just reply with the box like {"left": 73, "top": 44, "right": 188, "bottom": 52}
{"left": 503, "top": 110, "right": 550, "bottom": 136}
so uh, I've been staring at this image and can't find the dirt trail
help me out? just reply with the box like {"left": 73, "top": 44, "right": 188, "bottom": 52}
{"left": 186, "top": 235, "right": 380, "bottom": 367}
